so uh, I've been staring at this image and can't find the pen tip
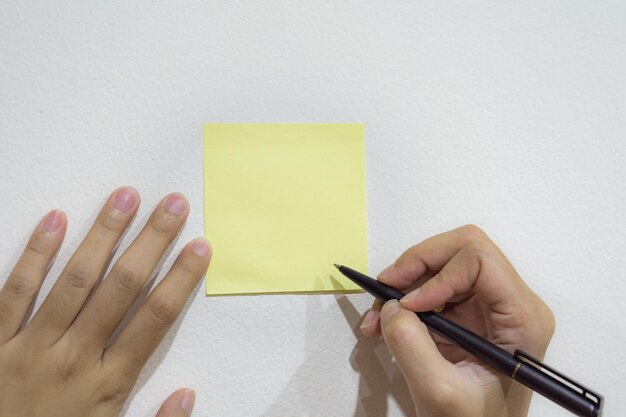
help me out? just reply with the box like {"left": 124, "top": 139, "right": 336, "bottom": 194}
{"left": 333, "top": 263, "right": 342, "bottom": 270}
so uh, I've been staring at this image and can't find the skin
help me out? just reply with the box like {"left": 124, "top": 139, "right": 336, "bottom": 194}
{"left": 360, "top": 225, "right": 556, "bottom": 417}
{"left": 0, "top": 189, "right": 553, "bottom": 417}
{"left": 0, "top": 187, "right": 208, "bottom": 417}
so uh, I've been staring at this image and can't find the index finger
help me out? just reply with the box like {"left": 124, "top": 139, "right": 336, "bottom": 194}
{"left": 377, "top": 224, "right": 502, "bottom": 290}
{"left": 361, "top": 225, "right": 490, "bottom": 337}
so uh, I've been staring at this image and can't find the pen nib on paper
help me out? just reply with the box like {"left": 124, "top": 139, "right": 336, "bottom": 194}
{"left": 333, "top": 263, "right": 342, "bottom": 270}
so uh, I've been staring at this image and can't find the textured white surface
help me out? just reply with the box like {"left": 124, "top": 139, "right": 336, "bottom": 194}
{"left": 1, "top": 1, "right": 625, "bottom": 416}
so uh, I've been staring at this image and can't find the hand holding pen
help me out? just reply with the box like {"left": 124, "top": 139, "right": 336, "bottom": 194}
{"left": 359, "top": 225, "right": 559, "bottom": 417}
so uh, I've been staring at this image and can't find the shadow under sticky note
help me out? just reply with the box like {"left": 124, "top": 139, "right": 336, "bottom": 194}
{"left": 203, "top": 124, "right": 368, "bottom": 296}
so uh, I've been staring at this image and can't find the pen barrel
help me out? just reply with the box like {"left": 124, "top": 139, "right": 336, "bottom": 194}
{"left": 514, "top": 364, "right": 599, "bottom": 417}
{"left": 417, "top": 311, "right": 519, "bottom": 374}
{"left": 335, "top": 265, "right": 602, "bottom": 416}
{"left": 419, "top": 312, "right": 600, "bottom": 417}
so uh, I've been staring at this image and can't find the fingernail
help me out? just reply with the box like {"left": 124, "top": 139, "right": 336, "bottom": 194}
{"left": 42, "top": 210, "right": 62, "bottom": 232}
{"left": 360, "top": 309, "right": 380, "bottom": 329}
{"left": 114, "top": 187, "right": 137, "bottom": 213}
{"left": 180, "top": 388, "right": 195, "bottom": 416}
{"left": 380, "top": 299, "right": 401, "bottom": 326}
{"left": 191, "top": 239, "right": 211, "bottom": 258}
{"left": 400, "top": 288, "right": 420, "bottom": 305}
{"left": 378, "top": 263, "right": 395, "bottom": 279}
{"left": 165, "top": 193, "right": 187, "bottom": 215}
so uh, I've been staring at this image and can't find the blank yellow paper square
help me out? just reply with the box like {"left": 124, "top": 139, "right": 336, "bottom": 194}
{"left": 203, "top": 124, "right": 367, "bottom": 295}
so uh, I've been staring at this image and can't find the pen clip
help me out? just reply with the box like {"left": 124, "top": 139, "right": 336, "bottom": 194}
{"left": 514, "top": 349, "right": 603, "bottom": 411}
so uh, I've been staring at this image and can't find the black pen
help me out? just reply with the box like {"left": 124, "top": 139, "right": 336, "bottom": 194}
{"left": 334, "top": 264, "right": 603, "bottom": 417}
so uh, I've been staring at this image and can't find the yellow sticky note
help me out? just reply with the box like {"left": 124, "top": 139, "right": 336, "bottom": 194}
{"left": 203, "top": 123, "right": 368, "bottom": 295}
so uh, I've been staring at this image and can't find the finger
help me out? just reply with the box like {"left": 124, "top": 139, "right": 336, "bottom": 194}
{"left": 360, "top": 299, "right": 382, "bottom": 337}
{"left": 380, "top": 300, "right": 458, "bottom": 400}
{"left": 0, "top": 210, "right": 66, "bottom": 342}
{"left": 105, "top": 238, "right": 211, "bottom": 376}
{"left": 377, "top": 225, "right": 494, "bottom": 290}
{"left": 155, "top": 388, "right": 195, "bottom": 417}
{"left": 27, "top": 187, "right": 139, "bottom": 341}
{"left": 362, "top": 270, "right": 435, "bottom": 338}
{"left": 69, "top": 193, "right": 189, "bottom": 349}
{"left": 398, "top": 227, "right": 555, "bottom": 357}
{"left": 399, "top": 242, "right": 526, "bottom": 313}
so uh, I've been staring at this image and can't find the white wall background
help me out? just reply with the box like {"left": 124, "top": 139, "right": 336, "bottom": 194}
{"left": 1, "top": 1, "right": 625, "bottom": 416}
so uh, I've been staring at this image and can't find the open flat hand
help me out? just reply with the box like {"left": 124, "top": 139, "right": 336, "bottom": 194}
{"left": 0, "top": 188, "right": 211, "bottom": 417}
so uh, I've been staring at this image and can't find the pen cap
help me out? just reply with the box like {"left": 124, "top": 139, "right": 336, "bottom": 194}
{"left": 513, "top": 350, "right": 602, "bottom": 417}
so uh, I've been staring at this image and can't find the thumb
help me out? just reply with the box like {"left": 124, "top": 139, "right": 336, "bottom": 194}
{"left": 380, "top": 300, "right": 456, "bottom": 398}
{"left": 155, "top": 388, "right": 196, "bottom": 417}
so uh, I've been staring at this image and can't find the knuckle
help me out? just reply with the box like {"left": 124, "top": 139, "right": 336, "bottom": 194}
{"left": 150, "top": 214, "right": 178, "bottom": 236}
{"left": 65, "top": 262, "right": 95, "bottom": 289}
{"left": 147, "top": 295, "right": 179, "bottom": 330}
{"left": 457, "top": 224, "right": 488, "bottom": 242}
{"left": 384, "top": 314, "right": 419, "bottom": 348}
{"left": 460, "top": 241, "right": 493, "bottom": 275}
{"left": 111, "top": 263, "right": 145, "bottom": 293}
{"left": 54, "top": 342, "right": 85, "bottom": 382}
{"left": 98, "top": 212, "right": 126, "bottom": 234}
{"left": 96, "top": 372, "right": 133, "bottom": 407}
{"left": 58, "top": 360, "right": 82, "bottom": 382}
{"left": 26, "top": 238, "right": 54, "bottom": 256}
{"left": 180, "top": 258, "right": 204, "bottom": 277}
{"left": 4, "top": 272, "right": 38, "bottom": 298}
{"left": 464, "top": 241, "right": 487, "bottom": 260}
